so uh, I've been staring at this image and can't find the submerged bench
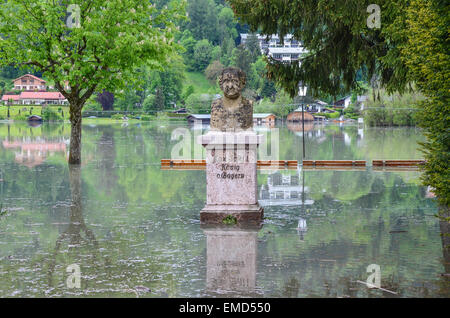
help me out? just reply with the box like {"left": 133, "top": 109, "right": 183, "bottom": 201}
{"left": 372, "top": 159, "right": 426, "bottom": 167}
{"left": 161, "top": 159, "right": 298, "bottom": 169}
{"left": 302, "top": 160, "right": 366, "bottom": 167}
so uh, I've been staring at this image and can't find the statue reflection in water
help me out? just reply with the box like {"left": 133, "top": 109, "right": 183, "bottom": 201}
{"left": 203, "top": 225, "right": 262, "bottom": 297}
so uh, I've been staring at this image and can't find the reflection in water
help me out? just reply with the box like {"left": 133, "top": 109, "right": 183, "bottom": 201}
{"left": 203, "top": 225, "right": 261, "bottom": 296}
{"left": 2, "top": 138, "right": 67, "bottom": 168}
{"left": 440, "top": 209, "right": 450, "bottom": 274}
{"left": 47, "top": 165, "right": 98, "bottom": 287}
{"left": 0, "top": 123, "right": 447, "bottom": 297}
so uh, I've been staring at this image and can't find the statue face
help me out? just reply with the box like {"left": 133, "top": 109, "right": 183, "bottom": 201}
{"left": 220, "top": 73, "right": 241, "bottom": 99}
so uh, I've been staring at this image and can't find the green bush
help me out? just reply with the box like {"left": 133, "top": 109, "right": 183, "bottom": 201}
{"left": 315, "top": 111, "right": 340, "bottom": 119}
{"left": 13, "top": 114, "right": 29, "bottom": 121}
{"left": 42, "top": 107, "right": 63, "bottom": 122}
{"left": 111, "top": 113, "right": 125, "bottom": 120}
{"left": 141, "top": 115, "right": 153, "bottom": 121}
{"left": 165, "top": 112, "right": 188, "bottom": 118}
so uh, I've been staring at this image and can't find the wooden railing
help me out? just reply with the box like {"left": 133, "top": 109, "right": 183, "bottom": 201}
{"left": 372, "top": 159, "right": 425, "bottom": 167}
{"left": 302, "top": 160, "right": 366, "bottom": 167}
{"left": 161, "top": 159, "right": 426, "bottom": 170}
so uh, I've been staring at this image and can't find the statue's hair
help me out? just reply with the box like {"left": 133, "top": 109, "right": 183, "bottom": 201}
{"left": 218, "top": 67, "right": 246, "bottom": 88}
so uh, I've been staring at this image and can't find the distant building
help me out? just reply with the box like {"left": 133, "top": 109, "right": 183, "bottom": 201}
{"left": 2, "top": 91, "right": 68, "bottom": 105}
{"left": 13, "top": 74, "right": 46, "bottom": 91}
{"left": 2, "top": 74, "right": 69, "bottom": 105}
{"left": 334, "top": 96, "right": 352, "bottom": 109}
{"left": 259, "top": 171, "right": 314, "bottom": 207}
{"left": 187, "top": 114, "right": 211, "bottom": 124}
{"left": 1, "top": 94, "right": 21, "bottom": 105}
{"left": 253, "top": 113, "right": 276, "bottom": 125}
{"left": 334, "top": 95, "right": 367, "bottom": 109}
{"left": 240, "top": 33, "right": 306, "bottom": 63}
{"left": 287, "top": 108, "right": 315, "bottom": 122}
{"left": 2, "top": 139, "right": 67, "bottom": 168}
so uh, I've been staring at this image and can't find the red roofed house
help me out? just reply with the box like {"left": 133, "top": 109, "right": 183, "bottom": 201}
{"left": 19, "top": 91, "right": 68, "bottom": 105}
{"left": 1, "top": 74, "right": 69, "bottom": 105}
{"left": 1, "top": 94, "right": 21, "bottom": 105}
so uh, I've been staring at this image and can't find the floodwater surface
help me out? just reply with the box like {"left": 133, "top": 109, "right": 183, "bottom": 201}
{"left": 0, "top": 121, "right": 448, "bottom": 297}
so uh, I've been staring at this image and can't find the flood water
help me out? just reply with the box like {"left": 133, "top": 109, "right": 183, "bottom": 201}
{"left": 0, "top": 121, "right": 448, "bottom": 297}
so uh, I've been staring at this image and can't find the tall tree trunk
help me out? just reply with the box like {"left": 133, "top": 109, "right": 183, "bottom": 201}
{"left": 69, "top": 104, "right": 83, "bottom": 165}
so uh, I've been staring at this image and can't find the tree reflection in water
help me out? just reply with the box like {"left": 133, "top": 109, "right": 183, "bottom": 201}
{"left": 47, "top": 165, "right": 98, "bottom": 287}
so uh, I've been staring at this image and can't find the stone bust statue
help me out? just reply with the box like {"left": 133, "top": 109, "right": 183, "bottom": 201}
{"left": 210, "top": 67, "right": 253, "bottom": 131}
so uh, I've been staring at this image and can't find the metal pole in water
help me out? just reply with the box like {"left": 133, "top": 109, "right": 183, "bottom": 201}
{"left": 302, "top": 103, "right": 305, "bottom": 160}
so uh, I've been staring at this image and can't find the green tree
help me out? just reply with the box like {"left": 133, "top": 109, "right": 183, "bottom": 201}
{"left": 230, "top": 44, "right": 252, "bottom": 77}
{"left": 245, "top": 33, "right": 261, "bottom": 63}
{"left": 154, "top": 87, "right": 166, "bottom": 112}
{"left": 0, "top": 0, "right": 185, "bottom": 164}
{"left": 229, "top": 0, "right": 449, "bottom": 206}
{"left": 193, "top": 39, "right": 213, "bottom": 71}
{"left": 400, "top": 0, "right": 450, "bottom": 207}
{"left": 186, "top": 0, "right": 219, "bottom": 44}
{"left": 229, "top": 0, "right": 412, "bottom": 97}
{"left": 204, "top": 60, "right": 224, "bottom": 85}
{"left": 217, "top": 7, "right": 238, "bottom": 43}
{"left": 180, "top": 30, "right": 197, "bottom": 71}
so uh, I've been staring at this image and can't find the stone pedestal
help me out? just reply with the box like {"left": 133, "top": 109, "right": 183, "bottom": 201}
{"left": 198, "top": 131, "right": 264, "bottom": 224}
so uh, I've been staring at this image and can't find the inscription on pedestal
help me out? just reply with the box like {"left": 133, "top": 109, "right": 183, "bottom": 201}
{"left": 216, "top": 164, "right": 244, "bottom": 180}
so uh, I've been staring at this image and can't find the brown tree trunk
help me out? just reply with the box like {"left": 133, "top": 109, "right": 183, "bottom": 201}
{"left": 69, "top": 104, "right": 83, "bottom": 165}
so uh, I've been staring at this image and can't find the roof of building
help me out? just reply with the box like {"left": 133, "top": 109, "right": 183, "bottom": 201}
{"left": 268, "top": 47, "right": 305, "bottom": 54}
{"left": 240, "top": 33, "right": 296, "bottom": 41}
{"left": 20, "top": 91, "right": 66, "bottom": 100}
{"left": 13, "top": 74, "right": 46, "bottom": 83}
{"left": 187, "top": 114, "right": 211, "bottom": 119}
{"left": 253, "top": 113, "right": 275, "bottom": 118}
{"left": 1, "top": 94, "right": 20, "bottom": 101}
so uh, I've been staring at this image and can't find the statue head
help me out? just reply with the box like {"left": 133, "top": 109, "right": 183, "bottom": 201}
{"left": 218, "top": 67, "right": 246, "bottom": 99}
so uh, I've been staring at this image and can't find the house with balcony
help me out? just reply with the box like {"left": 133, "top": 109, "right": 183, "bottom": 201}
{"left": 13, "top": 74, "right": 47, "bottom": 91}
{"left": 240, "top": 33, "right": 306, "bottom": 64}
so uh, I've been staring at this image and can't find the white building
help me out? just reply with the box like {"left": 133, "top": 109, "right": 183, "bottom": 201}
{"left": 240, "top": 33, "right": 306, "bottom": 63}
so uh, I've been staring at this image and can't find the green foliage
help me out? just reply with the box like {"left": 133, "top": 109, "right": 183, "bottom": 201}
{"left": 222, "top": 215, "right": 237, "bottom": 225}
{"left": 111, "top": 114, "right": 125, "bottom": 120}
{"left": 244, "top": 33, "right": 261, "bottom": 63}
{"left": 0, "top": 0, "right": 186, "bottom": 113}
{"left": 315, "top": 112, "right": 340, "bottom": 119}
{"left": 42, "top": 107, "right": 63, "bottom": 122}
{"left": 185, "top": 93, "right": 213, "bottom": 113}
{"left": 141, "top": 115, "right": 153, "bottom": 121}
{"left": 192, "top": 39, "right": 214, "bottom": 72}
{"left": 229, "top": 0, "right": 413, "bottom": 97}
{"left": 204, "top": 60, "right": 224, "bottom": 85}
{"left": 230, "top": 45, "right": 253, "bottom": 77}
{"left": 182, "top": 85, "right": 195, "bottom": 101}
{"left": 399, "top": 0, "right": 450, "bottom": 207}
{"left": 254, "top": 90, "right": 295, "bottom": 118}
{"left": 260, "top": 80, "right": 277, "bottom": 99}
{"left": 343, "top": 105, "right": 360, "bottom": 120}
{"left": 13, "top": 114, "right": 29, "bottom": 121}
